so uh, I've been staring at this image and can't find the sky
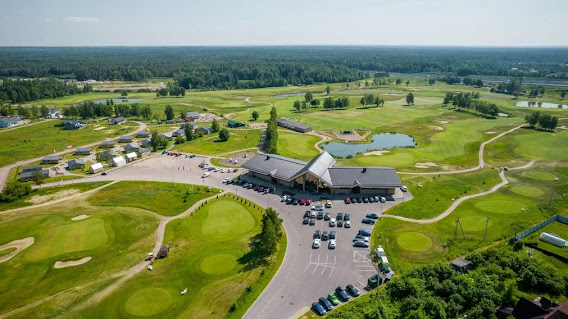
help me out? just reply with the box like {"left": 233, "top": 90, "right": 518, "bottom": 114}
{"left": 1, "top": 0, "right": 567, "bottom": 46}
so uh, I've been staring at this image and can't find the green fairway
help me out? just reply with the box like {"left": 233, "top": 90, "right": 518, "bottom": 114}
{"left": 396, "top": 232, "right": 433, "bottom": 251}
{"left": 87, "top": 181, "right": 215, "bottom": 216}
{"left": 515, "top": 129, "right": 568, "bottom": 161}
{"left": 510, "top": 186, "right": 545, "bottom": 197}
{"left": 277, "top": 130, "right": 321, "bottom": 161}
{"left": 173, "top": 129, "right": 261, "bottom": 156}
{"left": 77, "top": 195, "right": 285, "bottom": 319}
{"left": 474, "top": 198, "right": 526, "bottom": 214}
{"left": 523, "top": 171, "right": 558, "bottom": 181}
{"left": 0, "top": 120, "right": 139, "bottom": 167}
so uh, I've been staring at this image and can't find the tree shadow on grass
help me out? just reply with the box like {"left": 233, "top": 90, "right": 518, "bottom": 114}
{"left": 237, "top": 234, "right": 269, "bottom": 272}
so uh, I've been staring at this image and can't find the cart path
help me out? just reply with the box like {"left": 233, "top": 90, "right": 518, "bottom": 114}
{"left": 399, "top": 123, "right": 527, "bottom": 175}
{"left": 0, "top": 119, "right": 55, "bottom": 134}
{"left": 382, "top": 160, "right": 535, "bottom": 224}
{"left": 0, "top": 121, "right": 147, "bottom": 191}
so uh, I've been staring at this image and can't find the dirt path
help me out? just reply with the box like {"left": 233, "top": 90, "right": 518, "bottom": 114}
{"left": 383, "top": 160, "right": 535, "bottom": 224}
{"left": 0, "top": 121, "right": 147, "bottom": 191}
{"left": 0, "top": 119, "right": 55, "bottom": 134}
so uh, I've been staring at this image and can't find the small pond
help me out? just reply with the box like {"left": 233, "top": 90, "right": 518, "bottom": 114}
{"left": 74, "top": 98, "right": 146, "bottom": 105}
{"left": 515, "top": 101, "right": 568, "bottom": 110}
{"left": 322, "top": 133, "right": 416, "bottom": 157}
{"left": 271, "top": 92, "right": 306, "bottom": 97}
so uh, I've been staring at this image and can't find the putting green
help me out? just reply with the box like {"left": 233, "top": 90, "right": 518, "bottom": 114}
{"left": 474, "top": 199, "right": 525, "bottom": 214}
{"left": 201, "top": 199, "right": 255, "bottom": 240}
{"left": 510, "top": 186, "right": 545, "bottom": 197}
{"left": 27, "top": 218, "right": 108, "bottom": 261}
{"left": 459, "top": 216, "right": 493, "bottom": 232}
{"left": 397, "top": 232, "right": 433, "bottom": 251}
{"left": 124, "top": 288, "right": 172, "bottom": 316}
{"left": 200, "top": 254, "right": 238, "bottom": 275}
{"left": 522, "top": 171, "right": 557, "bottom": 181}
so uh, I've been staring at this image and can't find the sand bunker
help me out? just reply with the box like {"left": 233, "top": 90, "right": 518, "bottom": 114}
{"left": 0, "top": 237, "right": 35, "bottom": 263}
{"left": 102, "top": 130, "right": 114, "bottom": 134}
{"left": 54, "top": 257, "right": 92, "bottom": 269}
{"left": 430, "top": 126, "right": 444, "bottom": 131}
{"left": 363, "top": 150, "right": 390, "bottom": 156}
{"left": 415, "top": 162, "right": 438, "bottom": 169}
{"left": 485, "top": 131, "right": 497, "bottom": 134}
{"left": 72, "top": 214, "right": 91, "bottom": 221}
{"left": 558, "top": 126, "right": 567, "bottom": 130}
{"left": 93, "top": 126, "right": 107, "bottom": 131}
{"left": 27, "top": 189, "right": 80, "bottom": 204}
{"left": 437, "top": 121, "right": 449, "bottom": 124}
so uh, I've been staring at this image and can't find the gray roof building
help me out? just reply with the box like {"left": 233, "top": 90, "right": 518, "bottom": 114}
{"left": 75, "top": 147, "right": 92, "bottom": 155}
{"left": 100, "top": 140, "right": 115, "bottom": 148}
{"left": 63, "top": 119, "right": 86, "bottom": 130}
{"left": 0, "top": 117, "right": 23, "bottom": 128}
{"left": 19, "top": 169, "right": 49, "bottom": 182}
{"left": 140, "top": 139, "right": 151, "bottom": 148}
{"left": 243, "top": 154, "right": 307, "bottom": 181}
{"left": 276, "top": 118, "right": 312, "bottom": 133}
{"left": 42, "top": 155, "right": 61, "bottom": 164}
{"left": 118, "top": 135, "right": 133, "bottom": 143}
{"left": 183, "top": 111, "right": 200, "bottom": 120}
{"left": 111, "top": 117, "right": 126, "bottom": 125}
{"left": 196, "top": 126, "right": 213, "bottom": 135}
{"left": 68, "top": 159, "right": 85, "bottom": 170}
{"left": 136, "top": 131, "right": 150, "bottom": 138}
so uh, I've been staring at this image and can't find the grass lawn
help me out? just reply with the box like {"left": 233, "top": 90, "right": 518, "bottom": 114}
{"left": 77, "top": 195, "right": 285, "bottom": 319}
{"left": 0, "top": 181, "right": 109, "bottom": 211}
{"left": 173, "top": 129, "right": 261, "bottom": 156}
{"left": 514, "top": 129, "right": 568, "bottom": 161}
{"left": 0, "top": 199, "right": 160, "bottom": 315}
{"left": 0, "top": 120, "right": 139, "bottom": 167}
{"left": 524, "top": 221, "right": 568, "bottom": 259}
{"left": 87, "top": 181, "right": 217, "bottom": 216}
{"left": 277, "top": 130, "right": 321, "bottom": 161}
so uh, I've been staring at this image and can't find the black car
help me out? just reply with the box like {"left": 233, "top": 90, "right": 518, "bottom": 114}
{"left": 359, "top": 229, "right": 372, "bottom": 237}
{"left": 336, "top": 286, "right": 350, "bottom": 301}
{"left": 344, "top": 213, "right": 351, "bottom": 221}
{"left": 362, "top": 218, "right": 376, "bottom": 225}
{"left": 312, "top": 302, "right": 327, "bottom": 316}
{"left": 354, "top": 240, "right": 369, "bottom": 248}
{"left": 346, "top": 284, "right": 361, "bottom": 297}
{"left": 322, "top": 231, "right": 329, "bottom": 241}
{"left": 292, "top": 199, "right": 299, "bottom": 205}
{"left": 303, "top": 217, "right": 309, "bottom": 224}
{"left": 324, "top": 213, "right": 331, "bottom": 221}
{"left": 314, "top": 230, "right": 321, "bottom": 239}
{"left": 304, "top": 211, "right": 311, "bottom": 218}
{"left": 337, "top": 220, "right": 343, "bottom": 227}
{"left": 101, "top": 172, "right": 108, "bottom": 176}
{"left": 356, "top": 197, "right": 363, "bottom": 203}
{"left": 329, "top": 230, "right": 336, "bottom": 239}
{"left": 317, "top": 211, "right": 324, "bottom": 220}
{"left": 363, "top": 197, "right": 369, "bottom": 203}
{"left": 189, "top": 154, "right": 196, "bottom": 158}
{"left": 309, "top": 218, "right": 316, "bottom": 226}
{"left": 368, "top": 196, "right": 375, "bottom": 203}
{"left": 337, "top": 213, "right": 344, "bottom": 221}
{"left": 366, "top": 213, "right": 379, "bottom": 219}
{"left": 286, "top": 198, "right": 293, "bottom": 204}
{"left": 319, "top": 297, "right": 334, "bottom": 311}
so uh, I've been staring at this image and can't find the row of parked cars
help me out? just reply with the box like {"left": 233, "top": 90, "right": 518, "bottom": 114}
{"left": 344, "top": 195, "right": 386, "bottom": 204}
{"left": 312, "top": 229, "right": 337, "bottom": 249}
{"left": 312, "top": 285, "right": 362, "bottom": 316}
{"left": 302, "top": 211, "right": 352, "bottom": 228}
{"left": 353, "top": 229, "right": 372, "bottom": 248}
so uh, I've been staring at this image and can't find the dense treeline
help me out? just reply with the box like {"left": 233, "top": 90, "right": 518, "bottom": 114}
{"left": 1, "top": 47, "right": 567, "bottom": 91}
{"left": 0, "top": 78, "right": 91, "bottom": 104}
{"left": 525, "top": 111, "right": 559, "bottom": 131}
{"left": 443, "top": 92, "right": 502, "bottom": 117}
{"left": 62, "top": 102, "right": 152, "bottom": 120}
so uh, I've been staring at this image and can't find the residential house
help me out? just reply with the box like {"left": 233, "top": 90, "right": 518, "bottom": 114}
{"left": 63, "top": 119, "right": 86, "bottom": 130}
{"left": 125, "top": 152, "right": 137, "bottom": 163}
{"left": 111, "top": 117, "right": 126, "bottom": 125}
{"left": 196, "top": 126, "right": 213, "bottom": 135}
{"left": 171, "top": 128, "right": 185, "bottom": 137}
{"left": 19, "top": 169, "right": 49, "bottom": 182}
{"left": 22, "top": 165, "right": 43, "bottom": 172}
{"left": 159, "top": 133, "right": 172, "bottom": 141}
{"left": 89, "top": 162, "right": 104, "bottom": 174}
{"left": 100, "top": 141, "right": 115, "bottom": 148}
{"left": 0, "top": 117, "right": 23, "bottom": 128}
{"left": 47, "top": 109, "right": 62, "bottom": 119}
{"left": 140, "top": 139, "right": 151, "bottom": 148}
{"left": 183, "top": 111, "right": 200, "bottom": 122}
{"left": 136, "top": 131, "right": 150, "bottom": 138}
{"left": 181, "top": 121, "right": 197, "bottom": 131}
{"left": 498, "top": 296, "right": 568, "bottom": 319}
{"left": 450, "top": 258, "right": 471, "bottom": 273}
{"left": 110, "top": 156, "right": 126, "bottom": 167}
{"left": 227, "top": 120, "right": 246, "bottom": 128}
{"left": 137, "top": 148, "right": 151, "bottom": 158}
{"left": 118, "top": 135, "right": 133, "bottom": 143}
{"left": 67, "top": 159, "right": 85, "bottom": 170}
{"left": 100, "top": 150, "right": 118, "bottom": 161}
{"left": 124, "top": 143, "right": 140, "bottom": 153}
{"left": 74, "top": 147, "right": 92, "bottom": 155}
{"left": 157, "top": 246, "right": 169, "bottom": 258}
{"left": 42, "top": 155, "right": 60, "bottom": 164}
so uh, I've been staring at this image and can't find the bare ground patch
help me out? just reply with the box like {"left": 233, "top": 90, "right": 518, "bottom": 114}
{"left": 437, "top": 120, "right": 449, "bottom": 124}
{"left": 485, "top": 131, "right": 497, "bottom": 134}
{"left": 72, "top": 214, "right": 91, "bottom": 221}
{"left": 102, "top": 130, "right": 114, "bottom": 134}
{"left": 54, "top": 257, "right": 92, "bottom": 269}
{"left": 415, "top": 162, "right": 438, "bottom": 169}
{"left": 430, "top": 126, "right": 444, "bottom": 131}
{"left": 27, "top": 189, "right": 80, "bottom": 204}
{"left": 558, "top": 126, "right": 567, "bottom": 130}
{"left": 0, "top": 237, "right": 35, "bottom": 263}
{"left": 93, "top": 126, "right": 107, "bottom": 131}
{"left": 363, "top": 150, "right": 390, "bottom": 156}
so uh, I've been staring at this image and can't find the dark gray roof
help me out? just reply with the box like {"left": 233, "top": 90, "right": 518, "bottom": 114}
{"left": 75, "top": 147, "right": 92, "bottom": 152}
{"left": 276, "top": 118, "right": 312, "bottom": 131}
{"left": 184, "top": 111, "right": 200, "bottom": 118}
{"left": 19, "top": 170, "right": 49, "bottom": 178}
{"left": 119, "top": 135, "right": 133, "bottom": 140}
{"left": 242, "top": 154, "right": 307, "bottom": 181}
{"left": 0, "top": 117, "right": 22, "bottom": 124}
{"left": 22, "top": 165, "right": 43, "bottom": 171}
{"left": 198, "top": 126, "right": 212, "bottom": 131}
{"left": 292, "top": 152, "right": 335, "bottom": 185}
{"left": 112, "top": 117, "right": 125, "bottom": 124}
{"left": 138, "top": 148, "right": 150, "bottom": 154}
{"left": 101, "top": 140, "right": 115, "bottom": 145}
{"left": 125, "top": 143, "right": 139, "bottom": 149}
{"left": 327, "top": 166, "right": 402, "bottom": 188}
{"left": 136, "top": 131, "right": 150, "bottom": 136}
{"left": 43, "top": 155, "right": 60, "bottom": 161}
{"left": 451, "top": 258, "right": 471, "bottom": 268}
{"left": 68, "top": 159, "right": 85, "bottom": 166}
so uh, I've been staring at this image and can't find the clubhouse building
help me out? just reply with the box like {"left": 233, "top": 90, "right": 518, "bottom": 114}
{"left": 242, "top": 151, "right": 401, "bottom": 194}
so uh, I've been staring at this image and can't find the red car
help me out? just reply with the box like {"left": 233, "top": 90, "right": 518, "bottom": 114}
{"left": 344, "top": 197, "right": 351, "bottom": 204}
{"left": 300, "top": 199, "right": 306, "bottom": 205}
{"left": 305, "top": 199, "right": 312, "bottom": 206}
{"left": 258, "top": 186, "right": 264, "bottom": 192}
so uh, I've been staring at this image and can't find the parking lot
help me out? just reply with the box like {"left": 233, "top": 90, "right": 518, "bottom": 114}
{"left": 76, "top": 153, "right": 411, "bottom": 318}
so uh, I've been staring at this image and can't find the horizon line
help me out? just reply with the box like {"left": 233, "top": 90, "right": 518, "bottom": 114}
{"left": 1, "top": 44, "right": 568, "bottom": 49}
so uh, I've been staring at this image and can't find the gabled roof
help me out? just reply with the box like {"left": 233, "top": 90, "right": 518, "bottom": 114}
{"left": 119, "top": 135, "right": 133, "bottom": 140}
{"left": 184, "top": 111, "right": 200, "bottom": 118}
{"left": 75, "top": 147, "right": 92, "bottom": 152}
{"left": 126, "top": 152, "right": 137, "bottom": 159}
{"left": 111, "top": 156, "right": 125, "bottom": 163}
{"left": 19, "top": 169, "right": 49, "bottom": 178}
{"left": 276, "top": 118, "right": 312, "bottom": 130}
{"left": 125, "top": 143, "right": 139, "bottom": 149}
{"left": 327, "top": 166, "right": 402, "bottom": 188}
{"left": 0, "top": 117, "right": 22, "bottom": 124}
{"left": 68, "top": 159, "right": 85, "bottom": 166}
{"left": 101, "top": 140, "right": 115, "bottom": 145}
{"left": 23, "top": 165, "right": 43, "bottom": 171}
{"left": 90, "top": 163, "right": 103, "bottom": 170}
{"left": 291, "top": 152, "right": 336, "bottom": 185}
{"left": 242, "top": 154, "right": 307, "bottom": 181}
{"left": 43, "top": 155, "right": 60, "bottom": 161}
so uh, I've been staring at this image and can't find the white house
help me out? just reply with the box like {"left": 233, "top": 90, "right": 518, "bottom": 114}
{"left": 110, "top": 156, "right": 126, "bottom": 167}
{"left": 125, "top": 152, "right": 137, "bottom": 163}
{"left": 89, "top": 163, "right": 104, "bottom": 174}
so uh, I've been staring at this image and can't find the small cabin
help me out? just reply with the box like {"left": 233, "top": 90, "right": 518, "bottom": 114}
{"left": 451, "top": 258, "right": 471, "bottom": 273}
{"left": 157, "top": 246, "right": 169, "bottom": 258}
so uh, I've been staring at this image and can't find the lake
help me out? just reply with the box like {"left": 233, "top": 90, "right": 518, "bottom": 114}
{"left": 75, "top": 98, "right": 146, "bottom": 105}
{"left": 322, "top": 133, "right": 416, "bottom": 157}
{"left": 271, "top": 92, "right": 306, "bottom": 97}
{"left": 515, "top": 101, "right": 568, "bottom": 110}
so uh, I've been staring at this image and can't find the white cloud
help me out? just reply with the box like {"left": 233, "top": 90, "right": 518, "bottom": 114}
{"left": 44, "top": 18, "right": 55, "bottom": 23}
{"left": 64, "top": 16, "right": 100, "bottom": 23}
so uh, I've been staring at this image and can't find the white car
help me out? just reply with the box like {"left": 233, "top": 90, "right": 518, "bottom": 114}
{"left": 344, "top": 220, "right": 351, "bottom": 228}
{"left": 214, "top": 167, "right": 220, "bottom": 172}
{"left": 401, "top": 186, "right": 408, "bottom": 192}
{"left": 380, "top": 197, "right": 386, "bottom": 203}
{"left": 222, "top": 178, "right": 230, "bottom": 183}
{"left": 312, "top": 238, "right": 321, "bottom": 249}
{"left": 310, "top": 211, "right": 317, "bottom": 218}
{"left": 203, "top": 164, "right": 209, "bottom": 170}
{"left": 221, "top": 168, "right": 227, "bottom": 173}
{"left": 329, "top": 218, "right": 336, "bottom": 227}
{"left": 201, "top": 172, "right": 210, "bottom": 178}
{"left": 312, "top": 205, "right": 324, "bottom": 211}
{"left": 328, "top": 239, "right": 336, "bottom": 249}
{"left": 281, "top": 195, "right": 288, "bottom": 202}
{"left": 325, "top": 200, "right": 332, "bottom": 208}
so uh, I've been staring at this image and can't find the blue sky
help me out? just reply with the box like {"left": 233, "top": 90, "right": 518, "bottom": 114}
{"left": 1, "top": 0, "right": 567, "bottom": 46}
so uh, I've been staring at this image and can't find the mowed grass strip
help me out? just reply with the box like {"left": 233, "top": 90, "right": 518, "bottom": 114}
{"left": 87, "top": 181, "right": 215, "bottom": 216}
{"left": 277, "top": 130, "right": 321, "bottom": 161}
{"left": 173, "top": 129, "right": 261, "bottom": 156}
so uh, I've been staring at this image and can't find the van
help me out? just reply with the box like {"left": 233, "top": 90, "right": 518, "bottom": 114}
{"left": 201, "top": 172, "right": 210, "bottom": 178}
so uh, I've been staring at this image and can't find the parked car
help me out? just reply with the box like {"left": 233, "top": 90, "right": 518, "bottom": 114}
{"left": 337, "top": 213, "right": 344, "bottom": 221}
{"left": 344, "top": 220, "right": 351, "bottom": 228}
{"left": 264, "top": 188, "right": 270, "bottom": 194}
{"left": 312, "top": 205, "right": 324, "bottom": 211}
{"left": 362, "top": 218, "right": 376, "bottom": 225}
{"left": 292, "top": 199, "right": 299, "bottom": 205}
{"left": 344, "top": 213, "right": 351, "bottom": 221}
{"left": 336, "top": 286, "right": 350, "bottom": 301}
{"left": 322, "top": 231, "right": 329, "bottom": 240}
{"left": 286, "top": 197, "right": 293, "bottom": 204}
{"left": 330, "top": 230, "right": 336, "bottom": 239}
{"left": 304, "top": 211, "right": 310, "bottom": 218}
{"left": 189, "top": 154, "right": 195, "bottom": 158}
{"left": 201, "top": 172, "right": 210, "bottom": 178}
{"left": 366, "top": 213, "right": 379, "bottom": 219}
{"left": 337, "top": 220, "right": 343, "bottom": 227}
{"left": 356, "top": 197, "right": 363, "bottom": 203}
{"left": 327, "top": 293, "right": 340, "bottom": 306}
{"left": 300, "top": 199, "right": 306, "bottom": 205}
{"left": 310, "top": 211, "right": 317, "bottom": 218}
{"left": 380, "top": 197, "right": 386, "bottom": 203}
{"left": 101, "top": 172, "right": 108, "bottom": 176}
{"left": 346, "top": 284, "right": 361, "bottom": 297}
{"left": 222, "top": 178, "right": 230, "bottom": 183}
{"left": 303, "top": 217, "right": 309, "bottom": 224}
{"left": 329, "top": 218, "right": 336, "bottom": 227}
{"left": 258, "top": 186, "right": 264, "bottom": 192}
{"left": 344, "top": 197, "right": 351, "bottom": 204}
{"left": 324, "top": 213, "right": 331, "bottom": 221}
{"left": 313, "top": 230, "right": 321, "bottom": 239}
{"left": 353, "top": 235, "right": 369, "bottom": 242}
{"left": 305, "top": 199, "right": 313, "bottom": 206}
{"left": 363, "top": 197, "right": 369, "bottom": 203}
{"left": 401, "top": 186, "right": 408, "bottom": 192}
{"left": 317, "top": 211, "right": 324, "bottom": 220}
{"left": 319, "top": 297, "right": 334, "bottom": 311}
{"left": 325, "top": 200, "right": 332, "bottom": 208}
{"left": 359, "top": 229, "right": 372, "bottom": 237}
{"left": 312, "top": 302, "right": 326, "bottom": 316}
{"left": 328, "top": 239, "right": 336, "bottom": 249}
{"left": 309, "top": 218, "right": 316, "bottom": 226}
{"left": 373, "top": 195, "right": 380, "bottom": 202}
{"left": 354, "top": 240, "right": 369, "bottom": 248}
{"left": 312, "top": 238, "right": 321, "bottom": 249}
{"left": 369, "top": 196, "right": 375, "bottom": 203}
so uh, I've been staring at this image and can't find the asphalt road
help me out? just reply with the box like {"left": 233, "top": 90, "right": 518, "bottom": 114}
{"left": 38, "top": 153, "right": 411, "bottom": 319}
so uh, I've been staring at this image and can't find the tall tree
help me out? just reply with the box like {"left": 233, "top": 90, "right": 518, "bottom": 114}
{"left": 304, "top": 92, "right": 313, "bottom": 103}
{"left": 31, "top": 105, "right": 39, "bottom": 118}
{"left": 141, "top": 105, "right": 152, "bottom": 120}
{"left": 211, "top": 119, "right": 220, "bottom": 133}
{"left": 40, "top": 105, "right": 49, "bottom": 118}
{"left": 293, "top": 100, "right": 301, "bottom": 112}
{"left": 325, "top": 85, "right": 331, "bottom": 95}
{"left": 406, "top": 92, "right": 415, "bottom": 105}
{"left": 252, "top": 110, "right": 259, "bottom": 121}
{"left": 150, "top": 130, "right": 161, "bottom": 151}
{"left": 164, "top": 105, "right": 174, "bottom": 120}
{"left": 184, "top": 124, "right": 194, "bottom": 141}
{"left": 218, "top": 128, "right": 230, "bottom": 141}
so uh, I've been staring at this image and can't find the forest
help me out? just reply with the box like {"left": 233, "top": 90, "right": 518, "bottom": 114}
{"left": 0, "top": 47, "right": 567, "bottom": 91}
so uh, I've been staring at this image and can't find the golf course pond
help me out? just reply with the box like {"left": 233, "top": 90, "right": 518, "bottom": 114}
{"left": 271, "top": 92, "right": 306, "bottom": 97}
{"left": 322, "top": 133, "right": 416, "bottom": 157}
{"left": 515, "top": 101, "right": 568, "bottom": 109}
{"left": 74, "top": 98, "right": 146, "bottom": 105}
